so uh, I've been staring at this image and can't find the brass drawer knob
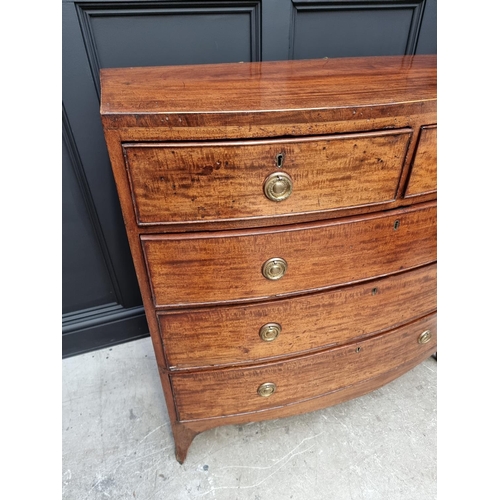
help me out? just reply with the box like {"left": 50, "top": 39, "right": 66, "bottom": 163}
{"left": 259, "top": 323, "right": 282, "bottom": 342}
{"left": 418, "top": 330, "right": 432, "bottom": 344}
{"left": 262, "top": 257, "right": 288, "bottom": 280}
{"left": 257, "top": 382, "right": 276, "bottom": 397}
{"left": 264, "top": 172, "right": 293, "bottom": 202}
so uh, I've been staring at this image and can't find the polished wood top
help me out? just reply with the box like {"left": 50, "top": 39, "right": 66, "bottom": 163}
{"left": 100, "top": 55, "right": 436, "bottom": 116}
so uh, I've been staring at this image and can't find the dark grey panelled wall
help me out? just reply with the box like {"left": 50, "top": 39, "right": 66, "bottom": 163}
{"left": 62, "top": 0, "right": 437, "bottom": 357}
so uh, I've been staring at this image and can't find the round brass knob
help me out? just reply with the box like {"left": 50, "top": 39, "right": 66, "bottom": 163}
{"left": 418, "top": 330, "right": 432, "bottom": 344}
{"left": 259, "top": 323, "right": 282, "bottom": 342}
{"left": 257, "top": 382, "right": 276, "bottom": 397}
{"left": 262, "top": 257, "right": 288, "bottom": 280}
{"left": 264, "top": 172, "right": 293, "bottom": 202}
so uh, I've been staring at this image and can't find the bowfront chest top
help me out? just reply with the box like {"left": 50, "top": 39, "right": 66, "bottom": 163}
{"left": 100, "top": 55, "right": 437, "bottom": 463}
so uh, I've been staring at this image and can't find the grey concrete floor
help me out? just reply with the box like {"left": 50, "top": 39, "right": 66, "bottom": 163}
{"left": 62, "top": 338, "right": 436, "bottom": 500}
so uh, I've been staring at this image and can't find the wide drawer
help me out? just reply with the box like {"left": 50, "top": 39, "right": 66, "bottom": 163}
{"left": 171, "top": 313, "right": 437, "bottom": 421}
{"left": 124, "top": 129, "right": 411, "bottom": 224}
{"left": 160, "top": 264, "right": 436, "bottom": 369}
{"left": 405, "top": 125, "right": 437, "bottom": 197}
{"left": 142, "top": 203, "right": 436, "bottom": 307}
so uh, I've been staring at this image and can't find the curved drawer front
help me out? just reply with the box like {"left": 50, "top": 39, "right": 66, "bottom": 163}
{"left": 171, "top": 313, "right": 437, "bottom": 421}
{"left": 405, "top": 125, "right": 437, "bottom": 197}
{"left": 160, "top": 264, "right": 436, "bottom": 369}
{"left": 124, "top": 129, "right": 411, "bottom": 224}
{"left": 142, "top": 203, "right": 436, "bottom": 307}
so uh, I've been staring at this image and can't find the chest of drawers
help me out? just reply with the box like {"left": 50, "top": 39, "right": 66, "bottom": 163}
{"left": 100, "top": 55, "right": 437, "bottom": 463}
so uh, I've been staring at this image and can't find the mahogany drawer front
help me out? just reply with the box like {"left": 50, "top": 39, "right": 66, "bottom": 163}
{"left": 160, "top": 264, "right": 436, "bottom": 369}
{"left": 142, "top": 203, "right": 436, "bottom": 307}
{"left": 123, "top": 129, "right": 411, "bottom": 225}
{"left": 405, "top": 125, "right": 437, "bottom": 197}
{"left": 171, "top": 313, "right": 437, "bottom": 421}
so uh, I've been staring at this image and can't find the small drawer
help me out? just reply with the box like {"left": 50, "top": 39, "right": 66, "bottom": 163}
{"left": 170, "top": 313, "right": 437, "bottom": 421}
{"left": 405, "top": 125, "right": 437, "bottom": 197}
{"left": 123, "top": 129, "right": 411, "bottom": 225}
{"left": 142, "top": 203, "right": 436, "bottom": 307}
{"left": 160, "top": 264, "right": 436, "bottom": 369}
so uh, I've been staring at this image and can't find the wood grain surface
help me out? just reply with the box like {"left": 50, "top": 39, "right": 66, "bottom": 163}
{"left": 405, "top": 125, "right": 437, "bottom": 197}
{"left": 170, "top": 346, "right": 435, "bottom": 461}
{"left": 99, "top": 56, "right": 438, "bottom": 463}
{"left": 171, "top": 313, "right": 437, "bottom": 421}
{"left": 159, "top": 263, "right": 436, "bottom": 369}
{"left": 101, "top": 55, "right": 436, "bottom": 116}
{"left": 101, "top": 56, "right": 436, "bottom": 141}
{"left": 142, "top": 202, "right": 436, "bottom": 307}
{"left": 124, "top": 129, "right": 411, "bottom": 224}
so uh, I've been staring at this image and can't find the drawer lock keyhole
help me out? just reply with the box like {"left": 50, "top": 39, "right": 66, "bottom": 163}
{"left": 276, "top": 153, "right": 284, "bottom": 168}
